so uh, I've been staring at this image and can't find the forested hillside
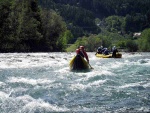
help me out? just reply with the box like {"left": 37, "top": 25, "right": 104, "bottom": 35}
{"left": 39, "top": 0, "right": 150, "bottom": 52}
{"left": 0, "top": 0, "right": 150, "bottom": 52}
{"left": 39, "top": 0, "right": 150, "bottom": 37}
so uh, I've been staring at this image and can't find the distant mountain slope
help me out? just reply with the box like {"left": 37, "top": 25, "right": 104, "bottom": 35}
{"left": 38, "top": 0, "right": 150, "bottom": 38}
{"left": 39, "top": 0, "right": 150, "bottom": 18}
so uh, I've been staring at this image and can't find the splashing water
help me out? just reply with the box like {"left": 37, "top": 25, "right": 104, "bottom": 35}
{"left": 0, "top": 52, "right": 150, "bottom": 112}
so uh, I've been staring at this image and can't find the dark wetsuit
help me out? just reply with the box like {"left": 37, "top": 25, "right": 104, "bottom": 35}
{"left": 98, "top": 48, "right": 102, "bottom": 54}
{"left": 112, "top": 49, "right": 118, "bottom": 58}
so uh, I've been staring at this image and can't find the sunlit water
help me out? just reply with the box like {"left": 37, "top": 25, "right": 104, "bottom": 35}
{"left": 0, "top": 52, "right": 149, "bottom": 113}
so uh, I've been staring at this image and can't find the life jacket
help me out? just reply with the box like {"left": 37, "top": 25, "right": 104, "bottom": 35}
{"left": 104, "top": 50, "right": 109, "bottom": 55}
{"left": 79, "top": 50, "right": 84, "bottom": 58}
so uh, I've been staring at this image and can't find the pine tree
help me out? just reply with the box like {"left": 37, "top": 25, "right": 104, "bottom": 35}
{"left": 15, "top": 0, "right": 43, "bottom": 52}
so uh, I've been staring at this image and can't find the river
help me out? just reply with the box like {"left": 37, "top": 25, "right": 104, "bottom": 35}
{"left": 0, "top": 52, "right": 150, "bottom": 113}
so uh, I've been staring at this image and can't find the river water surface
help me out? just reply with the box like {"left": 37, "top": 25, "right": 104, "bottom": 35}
{"left": 0, "top": 52, "right": 150, "bottom": 113}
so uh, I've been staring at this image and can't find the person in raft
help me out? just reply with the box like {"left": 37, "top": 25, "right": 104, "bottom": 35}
{"left": 96, "top": 46, "right": 102, "bottom": 54}
{"left": 103, "top": 48, "right": 110, "bottom": 55}
{"left": 75, "top": 46, "right": 89, "bottom": 63}
{"left": 112, "top": 46, "right": 118, "bottom": 58}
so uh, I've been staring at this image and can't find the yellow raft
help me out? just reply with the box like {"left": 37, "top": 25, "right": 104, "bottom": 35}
{"left": 69, "top": 54, "right": 90, "bottom": 71}
{"left": 96, "top": 53, "right": 122, "bottom": 58}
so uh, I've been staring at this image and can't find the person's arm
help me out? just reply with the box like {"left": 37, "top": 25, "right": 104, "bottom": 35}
{"left": 83, "top": 51, "right": 89, "bottom": 63}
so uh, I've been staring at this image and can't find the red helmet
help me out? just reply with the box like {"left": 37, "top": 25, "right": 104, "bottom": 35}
{"left": 76, "top": 49, "right": 80, "bottom": 54}
{"left": 80, "top": 46, "right": 84, "bottom": 50}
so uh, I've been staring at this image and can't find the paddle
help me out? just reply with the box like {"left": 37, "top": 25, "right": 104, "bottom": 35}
{"left": 88, "top": 63, "right": 94, "bottom": 69}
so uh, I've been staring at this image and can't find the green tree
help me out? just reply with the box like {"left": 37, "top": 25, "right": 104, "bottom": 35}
{"left": 41, "top": 10, "right": 67, "bottom": 51}
{"left": 0, "top": 0, "right": 13, "bottom": 52}
{"left": 17, "top": 0, "right": 43, "bottom": 52}
{"left": 62, "top": 30, "right": 74, "bottom": 44}
{"left": 126, "top": 39, "right": 138, "bottom": 52}
{"left": 138, "top": 28, "right": 150, "bottom": 51}
{"left": 105, "top": 16, "right": 124, "bottom": 32}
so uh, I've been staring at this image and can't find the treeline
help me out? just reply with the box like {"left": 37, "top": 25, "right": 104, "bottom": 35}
{"left": 1, "top": 0, "right": 150, "bottom": 52}
{"left": 67, "top": 28, "right": 150, "bottom": 52}
{"left": 0, "top": 0, "right": 72, "bottom": 52}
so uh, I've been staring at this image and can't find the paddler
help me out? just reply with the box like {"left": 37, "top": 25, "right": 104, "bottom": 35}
{"left": 76, "top": 46, "right": 89, "bottom": 63}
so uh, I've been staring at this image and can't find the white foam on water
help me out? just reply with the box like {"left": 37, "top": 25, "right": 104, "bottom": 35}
{"left": 109, "top": 61, "right": 124, "bottom": 69}
{"left": 1, "top": 94, "right": 69, "bottom": 112}
{"left": 55, "top": 67, "right": 70, "bottom": 74}
{"left": 70, "top": 79, "right": 106, "bottom": 91}
{"left": 0, "top": 53, "right": 69, "bottom": 69}
{"left": 16, "top": 95, "right": 35, "bottom": 103}
{"left": 0, "top": 81, "right": 6, "bottom": 86}
{"left": 21, "top": 98, "right": 69, "bottom": 112}
{"left": 0, "top": 91, "right": 9, "bottom": 99}
{"left": 122, "top": 52, "right": 142, "bottom": 58}
{"left": 87, "top": 79, "right": 106, "bottom": 87}
{"left": 2, "top": 52, "right": 144, "bottom": 70}
{"left": 70, "top": 83, "right": 86, "bottom": 90}
{"left": 119, "top": 81, "right": 144, "bottom": 89}
{"left": 7, "top": 77, "right": 54, "bottom": 86}
{"left": 143, "top": 82, "right": 150, "bottom": 88}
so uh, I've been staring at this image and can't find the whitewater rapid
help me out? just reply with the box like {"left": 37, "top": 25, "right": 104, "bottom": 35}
{"left": 0, "top": 52, "right": 150, "bottom": 112}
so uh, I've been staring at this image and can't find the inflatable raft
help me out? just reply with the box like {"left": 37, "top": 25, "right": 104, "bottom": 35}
{"left": 69, "top": 54, "right": 90, "bottom": 71}
{"left": 96, "top": 53, "right": 122, "bottom": 58}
